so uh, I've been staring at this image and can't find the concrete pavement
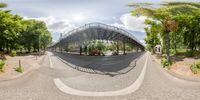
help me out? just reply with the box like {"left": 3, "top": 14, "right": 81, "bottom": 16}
{"left": 0, "top": 51, "right": 199, "bottom": 100}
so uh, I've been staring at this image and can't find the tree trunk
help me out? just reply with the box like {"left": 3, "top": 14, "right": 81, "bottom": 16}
{"left": 166, "top": 32, "right": 170, "bottom": 62}
{"left": 37, "top": 47, "right": 39, "bottom": 52}
{"left": 28, "top": 44, "right": 31, "bottom": 53}
{"left": 6, "top": 40, "right": 9, "bottom": 54}
{"left": 174, "top": 32, "right": 177, "bottom": 53}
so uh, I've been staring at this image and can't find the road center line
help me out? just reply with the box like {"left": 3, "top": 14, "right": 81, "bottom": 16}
{"left": 53, "top": 52, "right": 149, "bottom": 96}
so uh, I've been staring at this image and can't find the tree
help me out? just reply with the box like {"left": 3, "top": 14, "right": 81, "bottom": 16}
{"left": 0, "top": 11, "right": 23, "bottom": 53}
{"left": 144, "top": 19, "right": 161, "bottom": 53}
{"left": 0, "top": 4, "right": 52, "bottom": 53}
{"left": 0, "top": 3, "right": 7, "bottom": 8}
{"left": 129, "top": 2, "right": 200, "bottom": 62}
{"left": 21, "top": 20, "right": 52, "bottom": 52}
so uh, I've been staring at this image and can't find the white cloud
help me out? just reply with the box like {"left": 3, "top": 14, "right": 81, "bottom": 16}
{"left": 23, "top": 16, "right": 78, "bottom": 42}
{"left": 23, "top": 16, "right": 77, "bottom": 33}
{"left": 110, "top": 23, "right": 125, "bottom": 29}
{"left": 111, "top": 13, "right": 148, "bottom": 33}
{"left": 140, "top": 40, "right": 146, "bottom": 45}
{"left": 110, "top": 13, "right": 148, "bottom": 45}
{"left": 120, "top": 13, "right": 147, "bottom": 32}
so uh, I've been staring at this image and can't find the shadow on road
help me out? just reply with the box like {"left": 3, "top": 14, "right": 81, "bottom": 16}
{"left": 51, "top": 52, "right": 145, "bottom": 76}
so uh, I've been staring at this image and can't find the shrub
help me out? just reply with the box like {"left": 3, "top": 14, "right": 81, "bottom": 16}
{"left": 161, "top": 58, "right": 170, "bottom": 68}
{"left": 15, "top": 66, "right": 23, "bottom": 73}
{"left": 112, "top": 52, "right": 118, "bottom": 55}
{"left": 186, "top": 50, "right": 194, "bottom": 57}
{"left": 0, "top": 52, "right": 6, "bottom": 60}
{"left": 191, "top": 61, "right": 200, "bottom": 74}
{"left": 161, "top": 55, "right": 173, "bottom": 69}
{"left": 10, "top": 51, "right": 17, "bottom": 57}
{"left": 0, "top": 60, "right": 5, "bottom": 72}
{"left": 170, "top": 49, "right": 176, "bottom": 55}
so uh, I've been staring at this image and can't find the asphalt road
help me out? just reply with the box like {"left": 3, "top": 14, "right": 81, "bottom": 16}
{"left": 0, "top": 51, "right": 200, "bottom": 100}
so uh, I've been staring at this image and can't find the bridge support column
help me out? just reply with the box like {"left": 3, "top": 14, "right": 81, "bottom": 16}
{"left": 123, "top": 41, "right": 126, "bottom": 55}
{"left": 59, "top": 46, "right": 62, "bottom": 53}
{"left": 79, "top": 46, "right": 82, "bottom": 55}
{"left": 136, "top": 47, "right": 140, "bottom": 53}
{"left": 84, "top": 45, "right": 87, "bottom": 55}
{"left": 116, "top": 41, "right": 119, "bottom": 55}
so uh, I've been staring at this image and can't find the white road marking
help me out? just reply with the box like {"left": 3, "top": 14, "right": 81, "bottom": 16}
{"left": 48, "top": 52, "right": 53, "bottom": 69}
{"left": 54, "top": 53, "right": 149, "bottom": 96}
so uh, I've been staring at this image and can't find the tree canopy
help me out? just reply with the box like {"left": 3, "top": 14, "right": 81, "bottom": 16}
{"left": 0, "top": 4, "right": 52, "bottom": 53}
{"left": 129, "top": 2, "right": 200, "bottom": 62}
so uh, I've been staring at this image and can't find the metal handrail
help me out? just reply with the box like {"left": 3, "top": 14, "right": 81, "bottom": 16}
{"left": 52, "top": 23, "right": 144, "bottom": 47}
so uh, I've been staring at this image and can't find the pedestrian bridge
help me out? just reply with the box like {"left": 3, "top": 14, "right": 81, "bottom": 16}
{"left": 49, "top": 23, "right": 145, "bottom": 55}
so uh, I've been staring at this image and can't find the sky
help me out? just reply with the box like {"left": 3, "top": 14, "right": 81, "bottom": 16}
{"left": 2, "top": 0, "right": 200, "bottom": 44}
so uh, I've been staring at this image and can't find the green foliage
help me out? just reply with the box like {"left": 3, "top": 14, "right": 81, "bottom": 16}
{"left": 15, "top": 66, "right": 23, "bottom": 73}
{"left": 128, "top": 2, "right": 153, "bottom": 7}
{"left": 161, "top": 54, "right": 172, "bottom": 68}
{"left": 88, "top": 40, "right": 106, "bottom": 55}
{"left": 0, "top": 9, "right": 52, "bottom": 53}
{"left": 191, "top": 61, "right": 200, "bottom": 74}
{"left": 130, "top": 2, "right": 200, "bottom": 64}
{"left": 10, "top": 50, "right": 17, "bottom": 57}
{"left": 131, "top": 8, "right": 155, "bottom": 17}
{"left": 185, "top": 50, "right": 194, "bottom": 57}
{"left": 144, "top": 20, "right": 161, "bottom": 53}
{"left": 0, "top": 3, "right": 7, "bottom": 8}
{"left": 0, "top": 60, "right": 5, "bottom": 72}
{"left": 161, "top": 58, "right": 169, "bottom": 67}
{"left": 162, "top": 2, "right": 200, "bottom": 8}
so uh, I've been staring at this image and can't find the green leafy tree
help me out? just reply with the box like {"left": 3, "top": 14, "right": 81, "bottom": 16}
{"left": 144, "top": 19, "right": 161, "bottom": 53}
{"left": 0, "top": 4, "right": 52, "bottom": 53}
{"left": 0, "top": 11, "right": 23, "bottom": 53}
{"left": 0, "top": 3, "right": 7, "bottom": 8}
{"left": 129, "top": 2, "right": 200, "bottom": 62}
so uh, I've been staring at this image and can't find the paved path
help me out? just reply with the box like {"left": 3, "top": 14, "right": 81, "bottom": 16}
{"left": 0, "top": 51, "right": 199, "bottom": 100}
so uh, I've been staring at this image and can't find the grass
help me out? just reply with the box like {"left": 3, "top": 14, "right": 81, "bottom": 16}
{"left": 191, "top": 61, "right": 200, "bottom": 74}
{"left": 170, "top": 49, "right": 187, "bottom": 55}
{"left": 161, "top": 54, "right": 173, "bottom": 69}
{"left": 10, "top": 51, "right": 17, "bottom": 57}
{"left": 0, "top": 60, "right": 5, "bottom": 72}
{"left": 15, "top": 66, "right": 23, "bottom": 73}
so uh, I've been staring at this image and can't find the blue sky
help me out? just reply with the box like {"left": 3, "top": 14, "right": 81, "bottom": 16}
{"left": 3, "top": 0, "right": 199, "bottom": 43}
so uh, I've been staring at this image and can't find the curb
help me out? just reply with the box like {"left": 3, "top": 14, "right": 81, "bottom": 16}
{"left": 150, "top": 54, "right": 200, "bottom": 82}
{"left": 53, "top": 52, "right": 149, "bottom": 96}
{"left": 0, "top": 55, "right": 46, "bottom": 82}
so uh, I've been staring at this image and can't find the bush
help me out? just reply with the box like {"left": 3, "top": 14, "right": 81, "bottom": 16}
{"left": 0, "top": 60, "right": 5, "bottom": 72}
{"left": 161, "top": 54, "right": 173, "bottom": 69}
{"left": 161, "top": 58, "right": 170, "bottom": 68}
{"left": 0, "top": 52, "right": 6, "bottom": 60}
{"left": 112, "top": 52, "right": 118, "bottom": 55}
{"left": 170, "top": 49, "right": 176, "bottom": 55}
{"left": 15, "top": 66, "right": 23, "bottom": 73}
{"left": 10, "top": 51, "right": 17, "bottom": 57}
{"left": 186, "top": 50, "right": 194, "bottom": 57}
{"left": 191, "top": 61, "right": 200, "bottom": 74}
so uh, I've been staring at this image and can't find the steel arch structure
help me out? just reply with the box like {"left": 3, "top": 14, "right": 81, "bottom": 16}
{"left": 50, "top": 23, "right": 145, "bottom": 54}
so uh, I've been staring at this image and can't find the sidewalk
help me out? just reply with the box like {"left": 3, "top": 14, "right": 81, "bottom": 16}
{"left": 0, "top": 53, "right": 45, "bottom": 81}
{"left": 151, "top": 54, "right": 200, "bottom": 82}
